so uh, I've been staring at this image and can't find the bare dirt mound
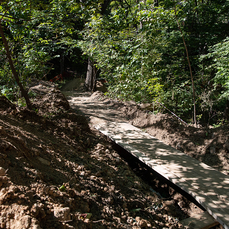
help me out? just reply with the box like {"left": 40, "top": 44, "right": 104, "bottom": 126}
{"left": 0, "top": 82, "right": 202, "bottom": 229}
{"left": 118, "top": 101, "right": 229, "bottom": 175}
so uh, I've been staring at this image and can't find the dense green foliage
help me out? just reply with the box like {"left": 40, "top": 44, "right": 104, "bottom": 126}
{"left": 80, "top": 0, "right": 229, "bottom": 125}
{"left": 0, "top": 0, "right": 84, "bottom": 99}
{"left": 1, "top": 0, "right": 229, "bottom": 125}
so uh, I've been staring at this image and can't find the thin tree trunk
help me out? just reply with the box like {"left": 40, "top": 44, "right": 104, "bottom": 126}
{"left": 0, "top": 22, "right": 32, "bottom": 109}
{"left": 84, "top": 0, "right": 111, "bottom": 91}
{"left": 85, "top": 58, "right": 96, "bottom": 91}
{"left": 174, "top": 6, "right": 197, "bottom": 126}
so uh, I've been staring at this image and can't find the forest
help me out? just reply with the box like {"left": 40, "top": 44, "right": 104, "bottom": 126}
{"left": 1, "top": 0, "right": 229, "bottom": 127}
{"left": 1, "top": 1, "right": 229, "bottom": 228}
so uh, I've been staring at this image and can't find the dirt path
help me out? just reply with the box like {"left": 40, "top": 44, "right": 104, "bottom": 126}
{"left": 64, "top": 89, "right": 229, "bottom": 176}
{"left": 63, "top": 89, "right": 229, "bottom": 228}
{"left": 64, "top": 91, "right": 130, "bottom": 125}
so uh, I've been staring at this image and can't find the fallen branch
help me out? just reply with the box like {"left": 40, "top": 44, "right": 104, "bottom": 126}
{"left": 155, "top": 101, "right": 188, "bottom": 126}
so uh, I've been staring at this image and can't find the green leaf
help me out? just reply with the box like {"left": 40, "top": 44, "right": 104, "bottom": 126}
{"left": 59, "top": 185, "right": 66, "bottom": 192}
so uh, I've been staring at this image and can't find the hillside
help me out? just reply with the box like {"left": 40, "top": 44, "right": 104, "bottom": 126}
{"left": 0, "top": 81, "right": 225, "bottom": 229}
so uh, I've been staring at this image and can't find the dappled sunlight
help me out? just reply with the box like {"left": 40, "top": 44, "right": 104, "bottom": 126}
{"left": 96, "top": 120, "right": 229, "bottom": 229}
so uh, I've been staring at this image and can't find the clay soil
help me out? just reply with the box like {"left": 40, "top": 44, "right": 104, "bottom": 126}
{"left": 0, "top": 80, "right": 227, "bottom": 229}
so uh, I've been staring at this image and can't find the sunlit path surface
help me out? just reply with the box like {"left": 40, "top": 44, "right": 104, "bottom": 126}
{"left": 94, "top": 119, "right": 229, "bottom": 229}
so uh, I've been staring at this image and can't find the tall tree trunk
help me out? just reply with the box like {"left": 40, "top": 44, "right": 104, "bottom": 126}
{"left": 101, "top": 0, "right": 111, "bottom": 15}
{"left": 85, "top": 58, "right": 96, "bottom": 91}
{"left": 0, "top": 22, "right": 32, "bottom": 109}
{"left": 174, "top": 6, "right": 197, "bottom": 126}
{"left": 84, "top": 0, "right": 111, "bottom": 91}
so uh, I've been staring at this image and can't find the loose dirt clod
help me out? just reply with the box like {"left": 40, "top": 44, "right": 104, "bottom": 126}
{"left": 0, "top": 167, "right": 6, "bottom": 176}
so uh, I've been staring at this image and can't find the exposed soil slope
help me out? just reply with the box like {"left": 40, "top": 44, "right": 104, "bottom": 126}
{"left": 0, "top": 80, "right": 226, "bottom": 229}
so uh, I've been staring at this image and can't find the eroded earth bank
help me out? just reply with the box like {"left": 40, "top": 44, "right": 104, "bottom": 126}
{"left": 0, "top": 80, "right": 227, "bottom": 229}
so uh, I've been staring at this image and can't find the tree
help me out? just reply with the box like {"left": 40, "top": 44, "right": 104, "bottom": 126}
{"left": 0, "top": 2, "right": 33, "bottom": 109}
{"left": 174, "top": 3, "right": 197, "bottom": 125}
{"left": 83, "top": 0, "right": 112, "bottom": 91}
{"left": 80, "top": 2, "right": 169, "bottom": 101}
{"left": 79, "top": 0, "right": 229, "bottom": 125}
{"left": 200, "top": 37, "right": 229, "bottom": 118}
{"left": 0, "top": 0, "right": 85, "bottom": 105}
{"left": 85, "top": 57, "right": 97, "bottom": 91}
{"left": 1, "top": 0, "right": 229, "bottom": 125}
